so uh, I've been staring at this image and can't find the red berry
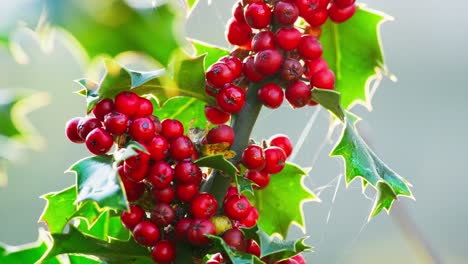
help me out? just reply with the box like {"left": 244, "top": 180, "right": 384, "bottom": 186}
{"left": 219, "top": 56, "right": 243, "bottom": 79}
{"left": 147, "top": 135, "right": 169, "bottom": 161}
{"left": 245, "top": 170, "right": 270, "bottom": 189}
{"left": 136, "top": 97, "right": 154, "bottom": 117}
{"left": 243, "top": 56, "right": 264, "bottom": 82}
{"left": 151, "top": 203, "right": 175, "bottom": 227}
{"left": 125, "top": 149, "right": 150, "bottom": 168}
{"left": 304, "top": 8, "right": 328, "bottom": 27}
{"left": 251, "top": 31, "right": 275, "bottom": 52}
{"left": 258, "top": 83, "right": 284, "bottom": 109}
{"left": 303, "top": 58, "right": 328, "bottom": 78}
{"left": 222, "top": 229, "right": 246, "bottom": 251}
{"left": 187, "top": 219, "right": 216, "bottom": 246}
{"left": 245, "top": 2, "right": 272, "bottom": 29}
{"left": 226, "top": 19, "right": 252, "bottom": 46}
{"left": 292, "top": 254, "right": 306, "bottom": 264}
{"left": 241, "top": 145, "right": 265, "bottom": 171}
{"left": 123, "top": 162, "right": 148, "bottom": 182}
{"left": 298, "top": 35, "right": 323, "bottom": 60}
{"left": 246, "top": 239, "right": 260, "bottom": 256}
{"left": 224, "top": 195, "right": 251, "bottom": 220}
{"left": 148, "top": 161, "right": 174, "bottom": 189}
{"left": 149, "top": 115, "right": 162, "bottom": 134}
{"left": 133, "top": 221, "right": 160, "bottom": 246}
{"left": 161, "top": 119, "right": 184, "bottom": 140}
{"left": 85, "top": 128, "right": 114, "bottom": 155}
{"left": 120, "top": 205, "right": 145, "bottom": 230}
{"left": 169, "top": 135, "right": 195, "bottom": 160}
{"left": 151, "top": 240, "right": 175, "bottom": 264}
{"left": 174, "top": 161, "right": 203, "bottom": 184}
{"left": 216, "top": 85, "right": 246, "bottom": 113}
{"left": 104, "top": 111, "right": 129, "bottom": 135}
{"left": 296, "top": 0, "right": 328, "bottom": 17}
{"left": 175, "top": 218, "right": 192, "bottom": 241}
{"left": 311, "top": 69, "right": 335, "bottom": 89}
{"left": 65, "top": 117, "right": 84, "bottom": 143}
{"left": 239, "top": 206, "right": 259, "bottom": 227}
{"left": 333, "top": 0, "right": 355, "bottom": 8}
{"left": 274, "top": 1, "right": 299, "bottom": 25}
{"left": 190, "top": 193, "right": 218, "bottom": 219}
{"left": 275, "top": 28, "right": 301, "bottom": 51}
{"left": 119, "top": 167, "right": 145, "bottom": 202}
{"left": 224, "top": 185, "right": 239, "bottom": 203}
{"left": 114, "top": 91, "right": 140, "bottom": 117}
{"left": 280, "top": 58, "right": 304, "bottom": 82}
{"left": 269, "top": 134, "right": 293, "bottom": 157}
{"left": 92, "top": 98, "right": 113, "bottom": 122}
{"left": 129, "top": 116, "right": 155, "bottom": 142}
{"left": 328, "top": 3, "right": 356, "bottom": 23}
{"left": 207, "top": 125, "right": 235, "bottom": 147}
{"left": 77, "top": 117, "right": 102, "bottom": 140}
{"left": 151, "top": 187, "right": 175, "bottom": 203}
{"left": 285, "top": 81, "right": 312, "bottom": 108}
{"left": 206, "top": 62, "right": 235, "bottom": 88}
{"left": 232, "top": 1, "right": 246, "bottom": 23}
{"left": 263, "top": 146, "right": 287, "bottom": 174}
{"left": 277, "top": 259, "right": 299, "bottom": 264}
{"left": 205, "top": 105, "right": 230, "bottom": 125}
{"left": 176, "top": 183, "right": 199, "bottom": 202}
{"left": 254, "top": 49, "right": 283, "bottom": 76}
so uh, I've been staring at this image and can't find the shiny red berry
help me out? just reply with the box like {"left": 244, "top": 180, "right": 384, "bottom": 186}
{"left": 129, "top": 116, "right": 155, "bottom": 142}
{"left": 219, "top": 56, "right": 243, "bottom": 79}
{"left": 247, "top": 239, "right": 260, "bottom": 256}
{"left": 226, "top": 19, "right": 252, "bottom": 46}
{"left": 169, "top": 135, "right": 195, "bottom": 160}
{"left": 232, "top": 1, "right": 246, "bottom": 23}
{"left": 151, "top": 240, "right": 175, "bottom": 264}
{"left": 245, "top": 170, "right": 270, "bottom": 189}
{"left": 136, "top": 97, "right": 154, "bottom": 117}
{"left": 298, "top": 35, "right": 323, "bottom": 60}
{"left": 224, "top": 195, "right": 251, "bottom": 220}
{"left": 85, "top": 128, "right": 113, "bottom": 155}
{"left": 205, "top": 105, "right": 230, "bottom": 125}
{"left": 151, "top": 187, "right": 175, "bottom": 203}
{"left": 258, "top": 83, "right": 284, "bottom": 109}
{"left": 149, "top": 115, "right": 162, "bottom": 134}
{"left": 285, "top": 81, "right": 312, "bottom": 108}
{"left": 303, "top": 58, "right": 328, "bottom": 78}
{"left": 274, "top": 1, "right": 299, "bottom": 25}
{"left": 243, "top": 56, "right": 264, "bottom": 82}
{"left": 252, "top": 31, "right": 275, "bottom": 52}
{"left": 151, "top": 203, "right": 175, "bottom": 227}
{"left": 161, "top": 119, "right": 184, "bottom": 140}
{"left": 311, "top": 69, "right": 335, "bottom": 89}
{"left": 133, "top": 221, "right": 160, "bottom": 246}
{"left": 77, "top": 117, "right": 102, "bottom": 140}
{"left": 206, "top": 62, "right": 235, "bottom": 88}
{"left": 242, "top": 145, "right": 265, "bottom": 171}
{"left": 216, "top": 85, "right": 246, "bottom": 113}
{"left": 92, "top": 98, "right": 113, "bottom": 122}
{"left": 292, "top": 254, "right": 306, "bottom": 264}
{"left": 245, "top": 2, "right": 272, "bottom": 29}
{"left": 123, "top": 162, "right": 148, "bottom": 182}
{"left": 280, "top": 58, "right": 304, "bottom": 82}
{"left": 120, "top": 205, "right": 145, "bottom": 230}
{"left": 239, "top": 206, "right": 259, "bottom": 227}
{"left": 207, "top": 125, "right": 235, "bottom": 147}
{"left": 263, "top": 146, "right": 287, "bottom": 174}
{"left": 114, "top": 91, "right": 140, "bottom": 117}
{"left": 147, "top": 135, "right": 169, "bottom": 161}
{"left": 119, "top": 167, "right": 145, "bottom": 202}
{"left": 333, "top": 0, "right": 355, "bottom": 9}
{"left": 104, "top": 111, "right": 129, "bottom": 135}
{"left": 190, "top": 193, "right": 218, "bottom": 219}
{"left": 174, "top": 161, "right": 203, "bottom": 184}
{"left": 176, "top": 183, "right": 199, "bottom": 202}
{"left": 65, "top": 117, "right": 84, "bottom": 143}
{"left": 328, "top": 3, "right": 356, "bottom": 23}
{"left": 222, "top": 228, "right": 246, "bottom": 251}
{"left": 148, "top": 161, "right": 174, "bottom": 189}
{"left": 187, "top": 219, "right": 216, "bottom": 246}
{"left": 269, "top": 134, "right": 293, "bottom": 157}
{"left": 304, "top": 8, "right": 328, "bottom": 27}
{"left": 125, "top": 149, "right": 150, "bottom": 168}
{"left": 275, "top": 28, "right": 302, "bottom": 51}
{"left": 254, "top": 49, "right": 283, "bottom": 76}
{"left": 175, "top": 218, "right": 192, "bottom": 241}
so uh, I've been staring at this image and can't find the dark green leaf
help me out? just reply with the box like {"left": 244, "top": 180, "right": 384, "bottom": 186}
{"left": 207, "top": 234, "right": 264, "bottom": 264}
{"left": 42, "top": 226, "right": 152, "bottom": 263}
{"left": 331, "top": 112, "right": 414, "bottom": 218}
{"left": 320, "top": 6, "right": 392, "bottom": 109}
{"left": 195, "top": 154, "right": 238, "bottom": 177}
{"left": 242, "top": 225, "right": 310, "bottom": 263}
{"left": 67, "top": 155, "right": 128, "bottom": 211}
{"left": 247, "top": 163, "right": 317, "bottom": 237}
{"left": 174, "top": 242, "right": 194, "bottom": 264}
{"left": 191, "top": 40, "right": 230, "bottom": 70}
{"left": 153, "top": 96, "right": 208, "bottom": 129}
{"left": 311, "top": 88, "right": 345, "bottom": 121}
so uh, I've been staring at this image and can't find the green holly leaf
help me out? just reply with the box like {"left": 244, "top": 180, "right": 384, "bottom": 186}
{"left": 41, "top": 226, "right": 152, "bottom": 263}
{"left": 191, "top": 40, "right": 230, "bottom": 70}
{"left": 153, "top": 96, "right": 208, "bottom": 129}
{"left": 76, "top": 210, "right": 130, "bottom": 241}
{"left": 67, "top": 155, "right": 128, "bottom": 211}
{"left": 247, "top": 163, "right": 318, "bottom": 237}
{"left": 242, "top": 225, "right": 311, "bottom": 263}
{"left": 186, "top": 0, "right": 199, "bottom": 11}
{"left": 195, "top": 154, "right": 238, "bottom": 177}
{"left": 320, "top": 6, "right": 393, "bottom": 109}
{"left": 331, "top": 112, "right": 414, "bottom": 218}
{"left": 207, "top": 234, "right": 264, "bottom": 264}
{"left": 311, "top": 88, "right": 345, "bottom": 121}
{"left": 113, "top": 141, "right": 147, "bottom": 165}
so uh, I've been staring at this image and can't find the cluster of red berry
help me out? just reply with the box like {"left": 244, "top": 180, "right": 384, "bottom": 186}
{"left": 204, "top": 0, "right": 356, "bottom": 114}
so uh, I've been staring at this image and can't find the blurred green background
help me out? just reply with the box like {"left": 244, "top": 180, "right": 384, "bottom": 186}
{"left": 1, "top": 0, "right": 467, "bottom": 263}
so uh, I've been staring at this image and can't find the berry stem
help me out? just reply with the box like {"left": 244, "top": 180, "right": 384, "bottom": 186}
{"left": 201, "top": 81, "right": 264, "bottom": 206}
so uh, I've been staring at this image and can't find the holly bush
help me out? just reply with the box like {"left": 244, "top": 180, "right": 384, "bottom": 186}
{"left": 0, "top": 0, "right": 413, "bottom": 263}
